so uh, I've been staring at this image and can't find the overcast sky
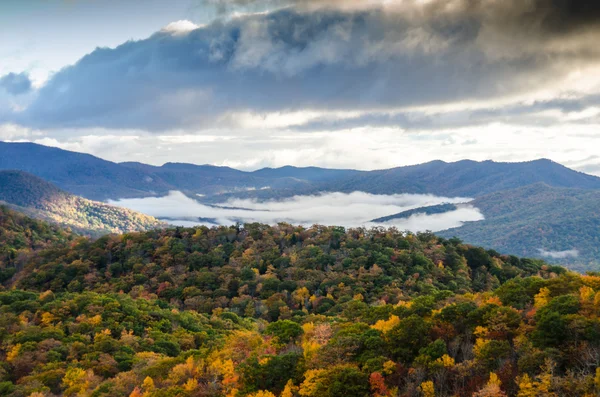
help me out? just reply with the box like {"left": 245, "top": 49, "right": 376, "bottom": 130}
{"left": 2, "top": 0, "right": 600, "bottom": 174}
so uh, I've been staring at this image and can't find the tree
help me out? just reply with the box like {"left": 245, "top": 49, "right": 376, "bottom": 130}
{"left": 265, "top": 320, "right": 304, "bottom": 345}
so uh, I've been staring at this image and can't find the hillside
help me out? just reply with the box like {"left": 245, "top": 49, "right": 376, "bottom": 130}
{"left": 0, "top": 170, "right": 164, "bottom": 235}
{"left": 3, "top": 212, "right": 600, "bottom": 395}
{"left": 0, "top": 205, "right": 76, "bottom": 282}
{"left": 439, "top": 183, "right": 600, "bottom": 270}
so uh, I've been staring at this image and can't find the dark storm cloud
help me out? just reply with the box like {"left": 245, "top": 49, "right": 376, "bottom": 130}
{"left": 6, "top": 0, "right": 600, "bottom": 131}
{"left": 533, "top": 0, "right": 600, "bottom": 34}
{"left": 0, "top": 72, "right": 32, "bottom": 95}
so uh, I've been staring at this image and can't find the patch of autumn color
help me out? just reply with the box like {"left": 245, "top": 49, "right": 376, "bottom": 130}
{"left": 298, "top": 369, "right": 327, "bottom": 397}
{"left": 473, "top": 372, "right": 507, "bottom": 397}
{"left": 259, "top": 356, "right": 271, "bottom": 365}
{"left": 183, "top": 378, "right": 199, "bottom": 392}
{"left": 89, "top": 314, "right": 102, "bottom": 326}
{"left": 169, "top": 356, "right": 200, "bottom": 384}
{"left": 18, "top": 313, "right": 29, "bottom": 326}
{"left": 62, "top": 367, "right": 92, "bottom": 396}
{"left": 435, "top": 354, "right": 455, "bottom": 368}
{"left": 281, "top": 380, "right": 297, "bottom": 397}
{"left": 594, "top": 292, "right": 600, "bottom": 307}
{"left": 210, "top": 358, "right": 238, "bottom": 392}
{"left": 474, "top": 338, "right": 489, "bottom": 357}
{"left": 6, "top": 343, "right": 21, "bottom": 362}
{"left": 370, "top": 372, "right": 388, "bottom": 397}
{"left": 212, "top": 330, "right": 272, "bottom": 364}
{"left": 525, "top": 307, "right": 537, "bottom": 319}
{"left": 580, "top": 286, "right": 595, "bottom": 303}
{"left": 353, "top": 293, "right": 364, "bottom": 301}
{"left": 485, "top": 296, "right": 503, "bottom": 306}
{"left": 474, "top": 327, "right": 489, "bottom": 338}
{"left": 40, "top": 312, "right": 56, "bottom": 326}
{"left": 395, "top": 300, "right": 413, "bottom": 309}
{"left": 142, "top": 376, "right": 155, "bottom": 392}
{"left": 302, "top": 340, "right": 320, "bottom": 359}
{"left": 582, "top": 275, "right": 600, "bottom": 290}
{"left": 371, "top": 315, "right": 401, "bottom": 333}
{"left": 516, "top": 360, "right": 557, "bottom": 397}
{"left": 129, "top": 387, "right": 143, "bottom": 397}
{"left": 248, "top": 391, "right": 276, "bottom": 397}
{"left": 516, "top": 374, "right": 535, "bottom": 397}
{"left": 382, "top": 360, "right": 397, "bottom": 375}
{"left": 419, "top": 380, "right": 435, "bottom": 397}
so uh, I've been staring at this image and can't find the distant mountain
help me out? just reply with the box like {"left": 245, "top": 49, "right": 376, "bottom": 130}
{"left": 439, "top": 183, "right": 600, "bottom": 271}
{"left": 319, "top": 159, "right": 600, "bottom": 197}
{"left": 0, "top": 170, "right": 164, "bottom": 235}
{"left": 252, "top": 165, "right": 361, "bottom": 182}
{"left": 0, "top": 142, "right": 173, "bottom": 200}
{"left": 120, "top": 162, "right": 308, "bottom": 195}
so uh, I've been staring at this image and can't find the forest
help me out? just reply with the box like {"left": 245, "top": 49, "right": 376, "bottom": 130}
{"left": 1, "top": 205, "right": 600, "bottom": 396}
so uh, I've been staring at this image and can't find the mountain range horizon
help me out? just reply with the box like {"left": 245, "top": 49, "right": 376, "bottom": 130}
{"left": 1, "top": 140, "right": 600, "bottom": 271}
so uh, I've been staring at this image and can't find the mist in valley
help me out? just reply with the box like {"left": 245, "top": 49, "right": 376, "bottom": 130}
{"left": 109, "top": 190, "right": 484, "bottom": 232}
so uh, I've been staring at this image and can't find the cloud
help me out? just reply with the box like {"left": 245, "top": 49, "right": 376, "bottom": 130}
{"left": 6, "top": 1, "right": 600, "bottom": 131}
{"left": 108, "top": 190, "right": 483, "bottom": 231}
{"left": 0, "top": 72, "right": 32, "bottom": 96}
{"left": 161, "top": 20, "right": 202, "bottom": 35}
{"left": 538, "top": 248, "right": 580, "bottom": 259}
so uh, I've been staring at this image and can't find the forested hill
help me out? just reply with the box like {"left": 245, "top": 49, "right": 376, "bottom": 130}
{"left": 439, "top": 183, "right": 600, "bottom": 270}
{"left": 0, "top": 206, "right": 77, "bottom": 282}
{"left": 0, "top": 170, "right": 164, "bottom": 235}
{"left": 4, "top": 210, "right": 600, "bottom": 396}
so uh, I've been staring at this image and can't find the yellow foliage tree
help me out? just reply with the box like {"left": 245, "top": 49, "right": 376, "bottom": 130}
{"left": 6, "top": 344, "right": 21, "bottom": 362}
{"left": 63, "top": 367, "right": 89, "bottom": 396}
{"left": 419, "top": 381, "right": 435, "bottom": 397}
{"left": 516, "top": 374, "right": 536, "bottom": 397}
{"left": 248, "top": 391, "right": 276, "bottom": 397}
{"left": 183, "top": 378, "right": 198, "bottom": 392}
{"left": 473, "top": 373, "right": 507, "bottom": 397}
{"left": 382, "top": 360, "right": 396, "bottom": 375}
{"left": 281, "top": 380, "right": 296, "bottom": 397}
{"left": 298, "top": 369, "right": 327, "bottom": 397}
{"left": 534, "top": 287, "right": 551, "bottom": 309}
{"left": 371, "top": 315, "right": 400, "bottom": 333}
{"left": 40, "top": 312, "right": 56, "bottom": 326}
{"left": 435, "top": 354, "right": 455, "bottom": 368}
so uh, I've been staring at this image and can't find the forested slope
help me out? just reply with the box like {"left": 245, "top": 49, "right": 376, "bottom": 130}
{"left": 1, "top": 209, "right": 600, "bottom": 396}
{"left": 0, "top": 171, "right": 165, "bottom": 236}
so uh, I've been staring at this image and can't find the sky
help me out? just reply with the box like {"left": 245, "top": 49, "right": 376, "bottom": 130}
{"left": 2, "top": 0, "right": 600, "bottom": 174}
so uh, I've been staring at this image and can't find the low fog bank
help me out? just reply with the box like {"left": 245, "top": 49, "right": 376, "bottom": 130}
{"left": 109, "top": 191, "right": 484, "bottom": 232}
{"left": 538, "top": 249, "right": 580, "bottom": 259}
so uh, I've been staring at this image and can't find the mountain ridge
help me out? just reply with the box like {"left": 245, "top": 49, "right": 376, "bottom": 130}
{"left": 3, "top": 141, "right": 600, "bottom": 202}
